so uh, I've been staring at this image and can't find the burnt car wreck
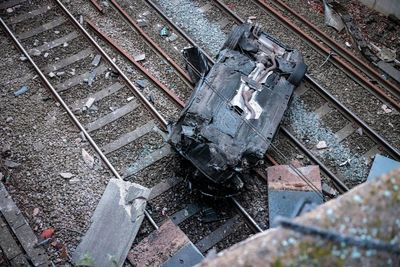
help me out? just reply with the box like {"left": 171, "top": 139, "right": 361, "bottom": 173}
{"left": 168, "top": 23, "right": 308, "bottom": 196}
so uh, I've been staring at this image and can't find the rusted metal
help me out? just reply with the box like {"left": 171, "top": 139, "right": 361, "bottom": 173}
{"left": 89, "top": 0, "right": 103, "bottom": 13}
{"left": 85, "top": 19, "right": 186, "bottom": 108}
{"left": 109, "top": 0, "right": 193, "bottom": 87}
{"left": 252, "top": 0, "right": 400, "bottom": 110}
{"left": 270, "top": 0, "right": 400, "bottom": 97}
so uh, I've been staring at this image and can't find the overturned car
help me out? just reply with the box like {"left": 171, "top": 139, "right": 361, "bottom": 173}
{"left": 168, "top": 23, "right": 307, "bottom": 196}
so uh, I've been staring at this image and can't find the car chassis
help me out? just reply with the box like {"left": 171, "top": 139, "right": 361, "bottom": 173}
{"left": 168, "top": 23, "right": 308, "bottom": 196}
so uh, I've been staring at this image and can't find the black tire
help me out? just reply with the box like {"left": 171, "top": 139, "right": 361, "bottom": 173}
{"left": 288, "top": 62, "right": 307, "bottom": 86}
{"left": 221, "top": 24, "right": 248, "bottom": 51}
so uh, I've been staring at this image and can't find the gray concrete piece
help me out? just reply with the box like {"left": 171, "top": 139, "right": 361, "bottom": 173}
{"left": 162, "top": 242, "right": 204, "bottom": 267}
{"left": 268, "top": 190, "right": 322, "bottom": 227}
{"left": 367, "top": 154, "right": 400, "bottom": 182}
{"left": 359, "top": 0, "right": 400, "bottom": 19}
{"left": 73, "top": 179, "right": 150, "bottom": 267}
{"left": 17, "top": 17, "right": 66, "bottom": 40}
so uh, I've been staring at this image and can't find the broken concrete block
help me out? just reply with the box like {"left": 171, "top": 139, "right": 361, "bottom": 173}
{"left": 73, "top": 179, "right": 150, "bottom": 267}
{"left": 135, "top": 79, "right": 148, "bottom": 88}
{"left": 81, "top": 148, "right": 94, "bottom": 169}
{"left": 84, "top": 97, "right": 96, "bottom": 110}
{"left": 134, "top": 53, "right": 145, "bottom": 62}
{"left": 137, "top": 19, "right": 147, "bottom": 27}
{"left": 91, "top": 55, "right": 101, "bottom": 67}
{"left": 316, "top": 141, "right": 328, "bottom": 149}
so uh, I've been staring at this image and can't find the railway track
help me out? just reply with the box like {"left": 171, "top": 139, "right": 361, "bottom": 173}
{"left": 0, "top": 0, "right": 267, "bottom": 264}
{"left": 0, "top": 0, "right": 398, "bottom": 265}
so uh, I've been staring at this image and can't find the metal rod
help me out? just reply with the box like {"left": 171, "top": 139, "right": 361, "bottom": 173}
{"left": 55, "top": 0, "right": 168, "bottom": 128}
{"left": 231, "top": 197, "right": 263, "bottom": 233}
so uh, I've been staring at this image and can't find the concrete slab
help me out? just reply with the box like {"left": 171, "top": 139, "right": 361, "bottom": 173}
{"left": 73, "top": 179, "right": 150, "bottom": 267}
{"left": 367, "top": 154, "right": 400, "bottom": 182}
{"left": 268, "top": 190, "right": 322, "bottom": 227}
{"left": 266, "top": 165, "right": 322, "bottom": 192}
{"left": 162, "top": 242, "right": 204, "bottom": 267}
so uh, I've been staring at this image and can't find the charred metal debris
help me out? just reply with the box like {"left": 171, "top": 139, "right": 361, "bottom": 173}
{"left": 168, "top": 23, "right": 308, "bottom": 196}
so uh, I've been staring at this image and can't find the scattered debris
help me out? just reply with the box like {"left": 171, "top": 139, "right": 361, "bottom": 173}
{"left": 137, "top": 19, "right": 147, "bottom": 27}
{"left": 322, "top": 183, "right": 337, "bottom": 197}
{"left": 31, "top": 49, "right": 41, "bottom": 56}
{"left": 69, "top": 68, "right": 76, "bottom": 75}
{"left": 56, "top": 71, "right": 65, "bottom": 77}
{"left": 43, "top": 52, "right": 49, "bottom": 58}
{"left": 79, "top": 15, "right": 83, "bottom": 25}
{"left": 339, "top": 158, "right": 351, "bottom": 166}
{"left": 160, "top": 25, "right": 170, "bottom": 37}
{"left": 356, "top": 127, "right": 363, "bottom": 136}
{"left": 69, "top": 178, "right": 80, "bottom": 184}
{"left": 322, "top": 0, "right": 344, "bottom": 32}
{"left": 82, "top": 148, "right": 94, "bottom": 169}
{"left": 381, "top": 104, "right": 392, "bottom": 113}
{"left": 4, "top": 160, "right": 20, "bottom": 169}
{"left": 134, "top": 53, "right": 145, "bottom": 62}
{"left": 54, "top": 30, "right": 60, "bottom": 34}
{"left": 84, "top": 97, "right": 96, "bottom": 110}
{"left": 127, "top": 97, "right": 135, "bottom": 102}
{"left": 148, "top": 94, "right": 155, "bottom": 105}
{"left": 33, "top": 207, "right": 40, "bottom": 217}
{"left": 48, "top": 72, "right": 56, "bottom": 78}
{"left": 345, "top": 41, "right": 351, "bottom": 47}
{"left": 6, "top": 8, "right": 13, "bottom": 13}
{"left": 59, "top": 172, "right": 74, "bottom": 179}
{"left": 34, "top": 238, "right": 52, "bottom": 248}
{"left": 87, "top": 69, "right": 97, "bottom": 86}
{"left": 40, "top": 228, "right": 55, "bottom": 239}
{"left": 135, "top": 79, "right": 148, "bottom": 88}
{"left": 6, "top": 117, "right": 13, "bottom": 123}
{"left": 296, "top": 154, "right": 304, "bottom": 159}
{"left": 14, "top": 86, "right": 29, "bottom": 96}
{"left": 91, "top": 55, "right": 102, "bottom": 66}
{"left": 19, "top": 55, "right": 27, "bottom": 61}
{"left": 63, "top": 42, "right": 69, "bottom": 48}
{"left": 166, "top": 33, "right": 178, "bottom": 42}
{"left": 316, "top": 140, "right": 328, "bottom": 149}
{"left": 33, "top": 39, "right": 39, "bottom": 46}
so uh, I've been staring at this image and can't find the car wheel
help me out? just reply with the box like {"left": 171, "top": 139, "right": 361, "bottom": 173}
{"left": 288, "top": 62, "right": 307, "bottom": 86}
{"left": 221, "top": 24, "right": 248, "bottom": 50}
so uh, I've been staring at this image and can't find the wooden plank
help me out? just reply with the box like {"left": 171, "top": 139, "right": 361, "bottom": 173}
{"left": 73, "top": 179, "right": 150, "bottom": 267}
{"left": 17, "top": 17, "right": 66, "bottom": 40}
{"left": 10, "top": 254, "right": 30, "bottom": 266}
{"left": 195, "top": 216, "right": 241, "bottom": 253}
{"left": 85, "top": 100, "right": 139, "bottom": 133}
{"left": 127, "top": 219, "right": 189, "bottom": 267}
{"left": 30, "top": 31, "right": 79, "bottom": 54}
{"left": 42, "top": 48, "right": 93, "bottom": 73}
{"left": 55, "top": 64, "right": 107, "bottom": 92}
{"left": 124, "top": 145, "right": 172, "bottom": 178}
{"left": 0, "top": 0, "right": 26, "bottom": 9}
{"left": 8, "top": 5, "right": 51, "bottom": 25}
{"left": 0, "top": 183, "right": 48, "bottom": 266}
{"left": 101, "top": 120, "right": 155, "bottom": 154}
{"left": 335, "top": 123, "right": 355, "bottom": 143}
{"left": 0, "top": 184, "right": 27, "bottom": 229}
{"left": 0, "top": 217, "right": 23, "bottom": 260}
{"left": 314, "top": 102, "right": 332, "bottom": 118}
{"left": 13, "top": 223, "right": 48, "bottom": 266}
{"left": 71, "top": 82, "right": 125, "bottom": 110}
{"left": 149, "top": 176, "right": 183, "bottom": 200}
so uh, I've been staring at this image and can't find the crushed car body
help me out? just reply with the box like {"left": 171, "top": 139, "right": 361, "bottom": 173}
{"left": 168, "top": 23, "right": 308, "bottom": 196}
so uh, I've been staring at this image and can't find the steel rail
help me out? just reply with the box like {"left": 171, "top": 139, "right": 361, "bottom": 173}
{"left": 85, "top": 18, "right": 186, "bottom": 108}
{"left": 0, "top": 16, "right": 164, "bottom": 232}
{"left": 308, "top": 76, "right": 400, "bottom": 159}
{"left": 109, "top": 0, "right": 194, "bottom": 88}
{"left": 214, "top": 0, "right": 400, "bottom": 111}
{"left": 142, "top": 0, "right": 350, "bottom": 192}
{"left": 269, "top": 0, "right": 400, "bottom": 97}
{"left": 231, "top": 197, "right": 263, "bottom": 233}
{"left": 89, "top": 0, "right": 103, "bottom": 13}
{"left": 55, "top": 0, "right": 167, "bottom": 129}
